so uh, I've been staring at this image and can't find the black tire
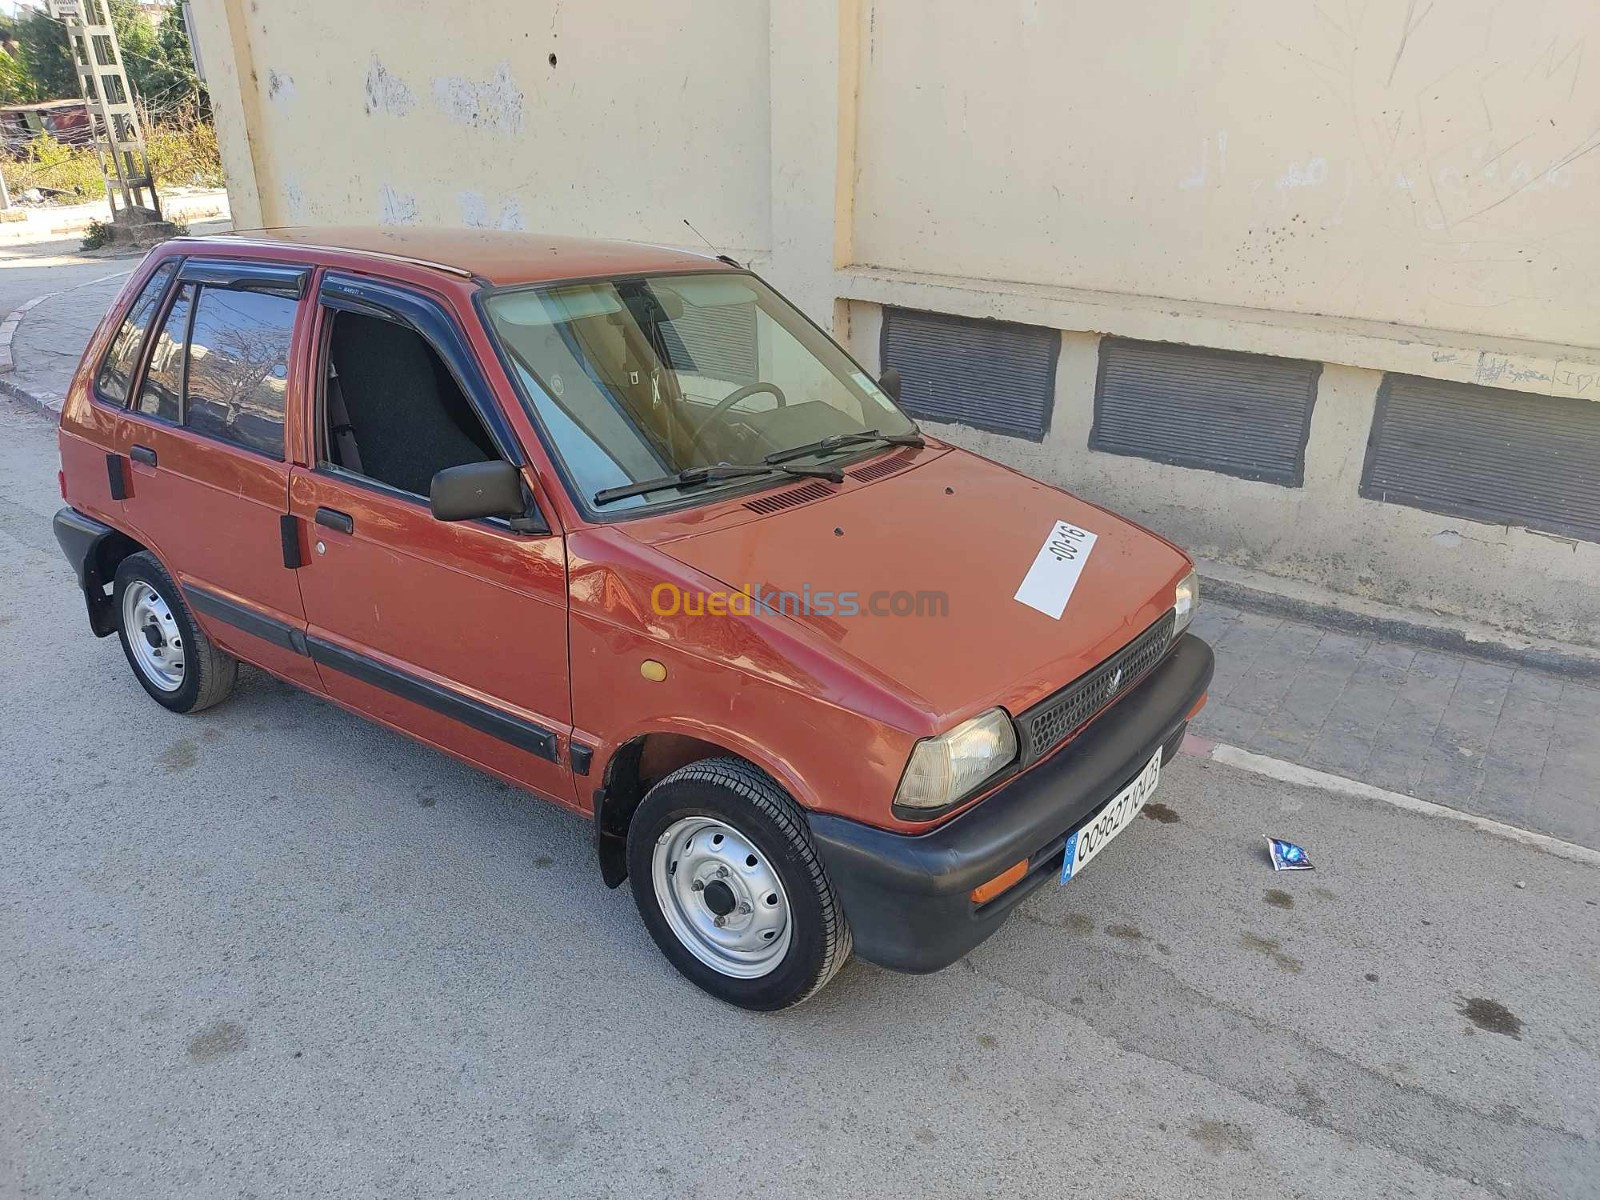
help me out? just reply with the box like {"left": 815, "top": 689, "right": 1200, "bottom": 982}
{"left": 113, "top": 551, "right": 237, "bottom": 714}
{"left": 626, "top": 757, "right": 852, "bottom": 1010}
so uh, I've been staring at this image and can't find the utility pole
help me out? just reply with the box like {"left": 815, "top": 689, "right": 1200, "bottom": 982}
{"left": 46, "top": 0, "right": 163, "bottom": 223}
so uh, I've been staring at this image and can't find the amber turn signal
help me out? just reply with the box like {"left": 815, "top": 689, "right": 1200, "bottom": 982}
{"left": 971, "top": 858, "right": 1029, "bottom": 905}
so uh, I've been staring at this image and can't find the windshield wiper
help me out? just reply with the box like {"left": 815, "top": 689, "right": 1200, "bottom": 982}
{"left": 593, "top": 461, "right": 844, "bottom": 507}
{"left": 764, "top": 427, "right": 924, "bottom": 467}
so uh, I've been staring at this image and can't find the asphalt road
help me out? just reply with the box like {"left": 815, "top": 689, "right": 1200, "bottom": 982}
{"left": 1, "top": 392, "right": 1597, "bottom": 1199}
{"left": 0, "top": 239, "right": 142, "bottom": 315}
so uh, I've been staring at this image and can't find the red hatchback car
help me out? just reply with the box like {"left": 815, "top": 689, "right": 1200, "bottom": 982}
{"left": 53, "top": 229, "right": 1212, "bottom": 1009}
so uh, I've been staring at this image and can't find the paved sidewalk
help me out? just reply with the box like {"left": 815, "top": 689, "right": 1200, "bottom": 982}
{"left": 1188, "top": 604, "right": 1600, "bottom": 850}
{"left": 1, "top": 254, "right": 1595, "bottom": 855}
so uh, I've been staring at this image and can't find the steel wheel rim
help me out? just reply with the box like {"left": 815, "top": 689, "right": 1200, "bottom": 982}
{"left": 651, "top": 816, "right": 792, "bottom": 979}
{"left": 122, "top": 580, "right": 185, "bottom": 692}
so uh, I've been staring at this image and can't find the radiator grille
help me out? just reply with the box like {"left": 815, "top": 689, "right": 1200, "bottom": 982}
{"left": 1015, "top": 611, "right": 1177, "bottom": 765}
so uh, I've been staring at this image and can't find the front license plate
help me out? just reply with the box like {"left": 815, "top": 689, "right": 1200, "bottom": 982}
{"left": 1060, "top": 751, "right": 1161, "bottom": 885}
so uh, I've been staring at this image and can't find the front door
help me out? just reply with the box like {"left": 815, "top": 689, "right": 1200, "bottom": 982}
{"left": 115, "top": 258, "right": 320, "bottom": 690}
{"left": 286, "top": 274, "right": 577, "bottom": 809}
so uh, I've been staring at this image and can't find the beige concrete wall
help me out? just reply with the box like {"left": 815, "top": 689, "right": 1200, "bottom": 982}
{"left": 844, "top": 303, "right": 1600, "bottom": 648}
{"left": 197, "top": 0, "right": 772, "bottom": 254}
{"left": 191, "top": 0, "right": 1600, "bottom": 646}
{"left": 850, "top": 0, "right": 1600, "bottom": 349}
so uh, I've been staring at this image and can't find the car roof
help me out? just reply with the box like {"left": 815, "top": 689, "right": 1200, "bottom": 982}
{"left": 186, "top": 226, "right": 733, "bottom": 288}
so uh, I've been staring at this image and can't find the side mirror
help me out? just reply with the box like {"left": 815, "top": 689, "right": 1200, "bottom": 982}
{"left": 430, "top": 460, "right": 545, "bottom": 532}
{"left": 880, "top": 366, "right": 902, "bottom": 401}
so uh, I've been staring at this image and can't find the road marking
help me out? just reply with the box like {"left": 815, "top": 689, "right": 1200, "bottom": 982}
{"left": 1200, "top": 742, "right": 1600, "bottom": 868}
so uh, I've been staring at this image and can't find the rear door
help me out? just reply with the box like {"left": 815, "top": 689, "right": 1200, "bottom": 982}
{"left": 117, "top": 258, "right": 320, "bottom": 690}
{"left": 285, "top": 273, "right": 577, "bottom": 809}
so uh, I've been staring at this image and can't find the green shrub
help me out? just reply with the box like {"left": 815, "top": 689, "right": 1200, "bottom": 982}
{"left": 80, "top": 218, "right": 113, "bottom": 250}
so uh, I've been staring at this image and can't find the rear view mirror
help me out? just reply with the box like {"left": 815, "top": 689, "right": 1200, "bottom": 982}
{"left": 430, "top": 460, "right": 544, "bottom": 531}
{"left": 880, "top": 366, "right": 902, "bottom": 401}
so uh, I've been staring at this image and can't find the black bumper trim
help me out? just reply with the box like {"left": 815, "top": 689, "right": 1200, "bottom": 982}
{"left": 808, "top": 634, "right": 1214, "bottom": 974}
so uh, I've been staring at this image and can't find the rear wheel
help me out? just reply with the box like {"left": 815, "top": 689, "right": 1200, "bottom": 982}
{"left": 113, "top": 551, "right": 236, "bottom": 713}
{"left": 627, "top": 757, "right": 851, "bottom": 1010}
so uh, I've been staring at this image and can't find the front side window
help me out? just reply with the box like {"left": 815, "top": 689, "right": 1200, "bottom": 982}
{"left": 183, "top": 286, "right": 296, "bottom": 458}
{"left": 135, "top": 282, "right": 193, "bottom": 423}
{"left": 97, "top": 261, "right": 176, "bottom": 405}
{"left": 483, "top": 273, "right": 915, "bottom": 513}
{"left": 320, "top": 309, "right": 498, "bottom": 497}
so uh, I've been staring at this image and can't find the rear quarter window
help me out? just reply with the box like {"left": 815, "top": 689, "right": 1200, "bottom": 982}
{"left": 96, "top": 261, "right": 177, "bottom": 405}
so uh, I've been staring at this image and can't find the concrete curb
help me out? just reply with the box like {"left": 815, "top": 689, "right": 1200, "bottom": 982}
{"left": 0, "top": 374, "right": 61, "bottom": 419}
{"left": 1201, "top": 569, "right": 1600, "bottom": 683}
{"left": 1185, "top": 736, "right": 1600, "bottom": 869}
{"left": 0, "top": 267, "right": 133, "bottom": 418}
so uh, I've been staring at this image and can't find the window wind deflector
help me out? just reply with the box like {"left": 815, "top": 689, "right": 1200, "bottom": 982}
{"left": 764, "top": 428, "right": 924, "bottom": 467}
{"left": 593, "top": 461, "right": 843, "bottom": 507}
{"left": 178, "top": 259, "right": 309, "bottom": 298}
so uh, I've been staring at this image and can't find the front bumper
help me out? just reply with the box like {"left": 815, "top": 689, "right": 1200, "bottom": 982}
{"left": 808, "top": 633, "right": 1214, "bottom": 973}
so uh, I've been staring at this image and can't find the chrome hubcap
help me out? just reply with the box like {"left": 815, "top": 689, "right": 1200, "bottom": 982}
{"left": 122, "top": 580, "right": 184, "bottom": 691}
{"left": 651, "top": 817, "right": 791, "bottom": 978}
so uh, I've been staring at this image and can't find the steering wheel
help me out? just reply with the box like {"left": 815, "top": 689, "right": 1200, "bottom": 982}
{"left": 686, "top": 381, "right": 787, "bottom": 457}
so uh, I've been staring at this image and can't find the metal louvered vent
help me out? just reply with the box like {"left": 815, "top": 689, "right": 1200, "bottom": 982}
{"left": 847, "top": 448, "right": 919, "bottom": 482}
{"left": 661, "top": 301, "right": 757, "bottom": 383}
{"left": 1362, "top": 374, "right": 1600, "bottom": 543}
{"left": 880, "top": 307, "right": 1058, "bottom": 441}
{"left": 1015, "top": 611, "right": 1176, "bottom": 767}
{"left": 1091, "top": 339, "right": 1320, "bottom": 486}
{"left": 743, "top": 480, "right": 835, "bottom": 515}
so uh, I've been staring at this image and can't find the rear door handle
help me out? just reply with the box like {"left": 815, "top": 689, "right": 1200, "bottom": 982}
{"left": 129, "top": 444, "right": 157, "bottom": 467}
{"left": 314, "top": 506, "right": 354, "bottom": 534}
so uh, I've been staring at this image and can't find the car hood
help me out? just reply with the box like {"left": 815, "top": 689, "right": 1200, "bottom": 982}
{"left": 653, "top": 448, "right": 1190, "bottom": 727}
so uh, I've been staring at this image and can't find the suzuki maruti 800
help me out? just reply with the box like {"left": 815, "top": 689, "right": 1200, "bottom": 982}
{"left": 53, "top": 229, "right": 1213, "bottom": 1009}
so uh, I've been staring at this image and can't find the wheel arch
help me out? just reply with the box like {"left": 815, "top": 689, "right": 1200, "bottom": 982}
{"left": 592, "top": 726, "right": 812, "bottom": 888}
{"left": 53, "top": 508, "right": 148, "bottom": 637}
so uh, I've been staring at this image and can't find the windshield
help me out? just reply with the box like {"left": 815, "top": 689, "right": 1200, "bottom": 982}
{"left": 482, "top": 272, "right": 917, "bottom": 513}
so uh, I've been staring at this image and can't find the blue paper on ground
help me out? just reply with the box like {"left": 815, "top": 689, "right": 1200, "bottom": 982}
{"left": 1266, "top": 836, "right": 1313, "bottom": 871}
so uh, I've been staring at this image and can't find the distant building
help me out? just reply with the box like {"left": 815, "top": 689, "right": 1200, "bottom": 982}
{"left": 0, "top": 99, "right": 93, "bottom": 157}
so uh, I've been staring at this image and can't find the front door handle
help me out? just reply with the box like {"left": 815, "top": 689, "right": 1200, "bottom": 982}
{"left": 314, "top": 506, "right": 354, "bottom": 535}
{"left": 129, "top": 444, "right": 157, "bottom": 467}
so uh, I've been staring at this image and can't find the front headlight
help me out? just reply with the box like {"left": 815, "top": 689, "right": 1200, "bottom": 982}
{"left": 1173, "top": 570, "right": 1198, "bottom": 636}
{"left": 895, "top": 707, "right": 1018, "bottom": 817}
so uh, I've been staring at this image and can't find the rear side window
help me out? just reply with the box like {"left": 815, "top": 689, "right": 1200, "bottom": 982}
{"left": 135, "top": 282, "right": 194, "bottom": 423}
{"left": 183, "top": 287, "right": 297, "bottom": 458}
{"left": 96, "top": 262, "right": 176, "bottom": 405}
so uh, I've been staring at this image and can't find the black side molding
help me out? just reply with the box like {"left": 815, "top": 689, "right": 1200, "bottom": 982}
{"left": 307, "top": 637, "right": 558, "bottom": 763}
{"left": 185, "top": 583, "right": 308, "bottom": 656}
{"left": 182, "top": 580, "right": 560, "bottom": 765}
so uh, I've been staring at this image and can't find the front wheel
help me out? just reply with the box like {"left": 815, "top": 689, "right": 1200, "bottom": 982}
{"left": 627, "top": 758, "right": 852, "bottom": 1010}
